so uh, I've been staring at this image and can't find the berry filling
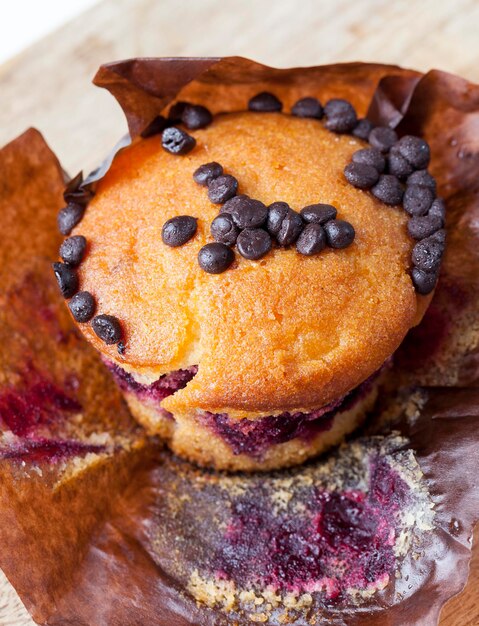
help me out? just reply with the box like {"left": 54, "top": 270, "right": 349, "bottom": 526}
{"left": 108, "top": 363, "right": 198, "bottom": 413}
{"left": 211, "top": 456, "right": 408, "bottom": 598}
{"left": 199, "top": 373, "right": 377, "bottom": 457}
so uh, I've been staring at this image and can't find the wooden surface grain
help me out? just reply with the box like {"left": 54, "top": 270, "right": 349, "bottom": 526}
{"left": 0, "top": 0, "right": 478, "bottom": 624}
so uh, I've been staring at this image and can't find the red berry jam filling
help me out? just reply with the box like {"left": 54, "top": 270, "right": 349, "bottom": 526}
{"left": 199, "top": 373, "right": 377, "bottom": 457}
{"left": 0, "top": 437, "right": 107, "bottom": 463}
{"left": 211, "top": 456, "right": 409, "bottom": 599}
{"left": 108, "top": 363, "right": 198, "bottom": 409}
{"left": 0, "top": 371, "right": 82, "bottom": 437}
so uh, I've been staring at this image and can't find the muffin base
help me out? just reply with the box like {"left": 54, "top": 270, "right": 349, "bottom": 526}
{"left": 120, "top": 379, "right": 379, "bottom": 472}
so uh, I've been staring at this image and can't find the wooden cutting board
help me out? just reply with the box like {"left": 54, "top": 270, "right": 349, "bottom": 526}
{"left": 0, "top": 0, "right": 478, "bottom": 624}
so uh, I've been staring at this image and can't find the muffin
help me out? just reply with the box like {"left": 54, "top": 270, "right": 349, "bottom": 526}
{"left": 53, "top": 91, "right": 445, "bottom": 471}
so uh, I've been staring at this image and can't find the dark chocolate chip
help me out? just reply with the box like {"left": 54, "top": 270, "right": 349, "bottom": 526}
{"left": 248, "top": 92, "right": 283, "bottom": 112}
{"left": 181, "top": 104, "right": 213, "bottom": 130}
{"left": 168, "top": 101, "right": 189, "bottom": 122}
{"left": 371, "top": 175, "right": 404, "bottom": 205}
{"left": 412, "top": 235, "right": 445, "bottom": 272}
{"left": 68, "top": 291, "right": 96, "bottom": 323}
{"left": 411, "top": 267, "right": 438, "bottom": 295}
{"left": 59, "top": 235, "right": 87, "bottom": 266}
{"left": 237, "top": 228, "right": 272, "bottom": 260}
{"left": 226, "top": 196, "right": 268, "bottom": 229}
{"left": 52, "top": 262, "right": 79, "bottom": 299}
{"left": 198, "top": 242, "right": 235, "bottom": 274}
{"left": 387, "top": 147, "right": 414, "bottom": 179}
{"left": 296, "top": 223, "right": 326, "bottom": 256}
{"left": 407, "top": 169, "right": 437, "bottom": 192}
{"left": 323, "top": 99, "right": 357, "bottom": 133}
{"left": 300, "top": 203, "right": 337, "bottom": 224}
{"left": 57, "top": 203, "right": 85, "bottom": 236}
{"left": 141, "top": 115, "right": 167, "bottom": 138}
{"left": 276, "top": 209, "right": 304, "bottom": 246}
{"left": 403, "top": 184, "right": 434, "bottom": 216}
{"left": 352, "top": 148, "right": 386, "bottom": 173}
{"left": 324, "top": 219, "right": 355, "bottom": 249}
{"left": 428, "top": 198, "right": 446, "bottom": 226}
{"left": 368, "top": 126, "right": 398, "bottom": 153}
{"left": 430, "top": 228, "right": 446, "bottom": 245}
{"left": 291, "top": 97, "right": 323, "bottom": 119}
{"left": 210, "top": 214, "right": 240, "bottom": 246}
{"left": 193, "top": 162, "right": 223, "bottom": 186}
{"left": 208, "top": 175, "right": 238, "bottom": 204}
{"left": 396, "top": 135, "right": 431, "bottom": 169}
{"left": 92, "top": 314, "right": 123, "bottom": 345}
{"left": 352, "top": 118, "right": 374, "bottom": 140}
{"left": 407, "top": 215, "right": 443, "bottom": 240}
{"left": 344, "top": 162, "right": 379, "bottom": 189}
{"left": 161, "top": 127, "right": 196, "bottom": 155}
{"left": 117, "top": 341, "right": 126, "bottom": 355}
{"left": 162, "top": 216, "right": 198, "bottom": 247}
{"left": 266, "top": 202, "right": 290, "bottom": 236}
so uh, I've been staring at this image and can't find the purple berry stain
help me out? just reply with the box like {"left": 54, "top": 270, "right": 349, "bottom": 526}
{"left": 211, "top": 456, "right": 409, "bottom": 599}
{"left": 0, "top": 371, "right": 82, "bottom": 437}
{"left": 0, "top": 437, "right": 106, "bottom": 463}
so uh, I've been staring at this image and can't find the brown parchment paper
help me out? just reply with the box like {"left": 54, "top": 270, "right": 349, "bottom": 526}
{"left": 0, "top": 58, "right": 479, "bottom": 626}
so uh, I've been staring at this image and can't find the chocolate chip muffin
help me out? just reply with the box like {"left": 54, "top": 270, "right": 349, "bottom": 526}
{"left": 54, "top": 92, "right": 444, "bottom": 471}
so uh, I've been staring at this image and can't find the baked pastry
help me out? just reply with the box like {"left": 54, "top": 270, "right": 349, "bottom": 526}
{"left": 54, "top": 91, "right": 445, "bottom": 471}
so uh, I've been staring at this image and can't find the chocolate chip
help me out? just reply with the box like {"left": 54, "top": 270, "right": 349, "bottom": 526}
{"left": 226, "top": 196, "right": 268, "bottom": 229}
{"left": 208, "top": 175, "right": 238, "bottom": 204}
{"left": 210, "top": 214, "right": 240, "bottom": 246}
{"left": 248, "top": 92, "right": 283, "bottom": 112}
{"left": 162, "top": 216, "right": 198, "bottom": 247}
{"left": 141, "top": 115, "right": 167, "bottom": 138}
{"left": 92, "top": 314, "right": 123, "bottom": 345}
{"left": 57, "top": 203, "right": 85, "bottom": 236}
{"left": 428, "top": 198, "right": 446, "bottom": 226}
{"left": 68, "top": 291, "right": 96, "bottom": 323}
{"left": 371, "top": 175, "right": 404, "bottom": 205}
{"left": 52, "top": 262, "right": 79, "bottom": 298}
{"left": 296, "top": 223, "right": 326, "bottom": 255}
{"left": 324, "top": 220, "right": 355, "bottom": 248}
{"left": 407, "top": 169, "right": 437, "bottom": 193}
{"left": 168, "top": 101, "right": 189, "bottom": 122}
{"left": 344, "top": 162, "right": 379, "bottom": 189}
{"left": 59, "top": 235, "right": 87, "bottom": 266}
{"left": 396, "top": 135, "right": 431, "bottom": 169}
{"left": 324, "top": 99, "right": 357, "bottom": 133}
{"left": 291, "top": 97, "right": 323, "bottom": 119}
{"left": 352, "top": 118, "right": 374, "bottom": 140}
{"left": 193, "top": 162, "right": 223, "bottom": 186}
{"left": 411, "top": 267, "right": 438, "bottom": 295}
{"left": 300, "top": 204, "right": 337, "bottom": 224}
{"left": 412, "top": 234, "right": 445, "bottom": 272}
{"left": 387, "top": 147, "right": 414, "bottom": 179}
{"left": 161, "top": 127, "right": 196, "bottom": 155}
{"left": 368, "top": 126, "right": 398, "bottom": 153}
{"left": 237, "top": 228, "right": 272, "bottom": 260}
{"left": 403, "top": 185, "right": 434, "bottom": 216}
{"left": 266, "top": 202, "right": 290, "bottom": 236}
{"left": 352, "top": 148, "right": 386, "bottom": 173}
{"left": 181, "top": 104, "right": 213, "bottom": 130}
{"left": 407, "top": 215, "right": 443, "bottom": 240}
{"left": 276, "top": 209, "right": 303, "bottom": 246}
{"left": 198, "top": 242, "right": 235, "bottom": 274}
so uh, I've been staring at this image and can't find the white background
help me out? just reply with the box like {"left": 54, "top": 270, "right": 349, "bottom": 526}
{"left": 0, "top": 0, "right": 98, "bottom": 64}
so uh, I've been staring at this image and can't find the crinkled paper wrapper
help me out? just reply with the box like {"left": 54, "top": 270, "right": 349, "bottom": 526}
{"left": 1, "top": 57, "right": 479, "bottom": 626}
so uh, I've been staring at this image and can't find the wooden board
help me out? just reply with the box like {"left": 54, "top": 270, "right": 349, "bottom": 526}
{"left": 0, "top": 0, "right": 478, "bottom": 623}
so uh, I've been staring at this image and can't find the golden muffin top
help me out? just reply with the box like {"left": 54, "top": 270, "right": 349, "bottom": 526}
{"left": 66, "top": 110, "right": 432, "bottom": 417}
